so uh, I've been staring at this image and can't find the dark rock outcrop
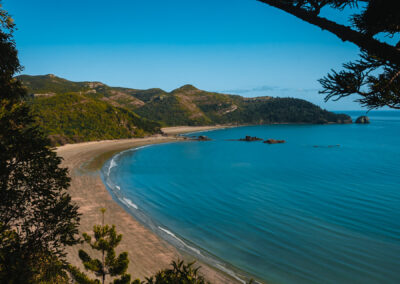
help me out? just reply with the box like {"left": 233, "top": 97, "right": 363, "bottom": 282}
{"left": 336, "top": 115, "right": 353, "bottom": 124}
{"left": 355, "top": 116, "right": 370, "bottom": 124}
{"left": 197, "top": 135, "right": 211, "bottom": 141}
{"left": 264, "top": 139, "right": 285, "bottom": 144}
{"left": 239, "top": 136, "right": 263, "bottom": 142}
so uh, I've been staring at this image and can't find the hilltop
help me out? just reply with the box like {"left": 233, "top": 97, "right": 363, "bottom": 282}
{"left": 18, "top": 74, "right": 351, "bottom": 144}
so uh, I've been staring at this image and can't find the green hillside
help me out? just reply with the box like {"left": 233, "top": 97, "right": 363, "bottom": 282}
{"left": 28, "top": 92, "right": 161, "bottom": 145}
{"left": 19, "top": 74, "right": 352, "bottom": 142}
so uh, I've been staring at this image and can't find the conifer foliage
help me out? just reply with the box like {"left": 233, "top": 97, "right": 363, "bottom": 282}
{"left": 257, "top": 0, "right": 400, "bottom": 109}
{"left": 0, "top": 2, "right": 80, "bottom": 282}
{"left": 145, "top": 259, "right": 209, "bottom": 284}
{"left": 72, "top": 209, "right": 131, "bottom": 284}
{"left": 71, "top": 209, "right": 214, "bottom": 284}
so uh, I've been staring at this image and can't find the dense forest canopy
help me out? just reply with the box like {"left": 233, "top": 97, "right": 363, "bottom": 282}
{"left": 30, "top": 92, "right": 161, "bottom": 145}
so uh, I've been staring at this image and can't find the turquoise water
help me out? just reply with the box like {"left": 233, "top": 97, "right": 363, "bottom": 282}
{"left": 102, "top": 111, "right": 400, "bottom": 284}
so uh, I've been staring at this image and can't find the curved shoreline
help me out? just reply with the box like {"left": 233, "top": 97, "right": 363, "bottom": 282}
{"left": 101, "top": 144, "right": 252, "bottom": 284}
{"left": 56, "top": 127, "right": 243, "bottom": 283}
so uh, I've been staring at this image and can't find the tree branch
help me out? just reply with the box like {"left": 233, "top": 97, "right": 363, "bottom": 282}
{"left": 386, "top": 104, "right": 400, "bottom": 110}
{"left": 387, "top": 69, "right": 400, "bottom": 86}
{"left": 257, "top": 0, "right": 400, "bottom": 66}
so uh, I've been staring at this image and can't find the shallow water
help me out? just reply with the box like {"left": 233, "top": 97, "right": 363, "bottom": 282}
{"left": 103, "top": 111, "right": 400, "bottom": 284}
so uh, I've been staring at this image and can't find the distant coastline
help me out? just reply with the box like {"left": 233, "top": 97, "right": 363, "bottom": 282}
{"left": 21, "top": 74, "right": 352, "bottom": 146}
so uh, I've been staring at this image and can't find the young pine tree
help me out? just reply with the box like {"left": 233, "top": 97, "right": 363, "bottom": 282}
{"left": 73, "top": 208, "right": 131, "bottom": 284}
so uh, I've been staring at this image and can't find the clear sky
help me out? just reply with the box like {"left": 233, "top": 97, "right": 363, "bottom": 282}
{"left": 4, "top": 0, "right": 366, "bottom": 110}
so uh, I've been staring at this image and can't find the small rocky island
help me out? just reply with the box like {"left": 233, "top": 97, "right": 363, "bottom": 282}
{"left": 239, "top": 136, "right": 263, "bottom": 142}
{"left": 355, "top": 116, "right": 370, "bottom": 124}
{"left": 196, "top": 135, "right": 211, "bottom": 141}
{"left": 184, "top": 135, "right": 212, "bottom": 141}
{"left": 232, "top": 136, "right": 286, "bottom": 144}
{"left": 264, "top": 139, "right": 286, "bottom": 144}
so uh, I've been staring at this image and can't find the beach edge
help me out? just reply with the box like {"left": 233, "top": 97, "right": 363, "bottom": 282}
{"left": 57, "top": 126, "right": 243, "bottom": 283}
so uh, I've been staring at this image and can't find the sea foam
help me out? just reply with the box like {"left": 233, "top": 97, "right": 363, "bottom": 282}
{"left": 107, "top": 155, "right": 119, "bottom": 176}
{"left": 158, "top": 226, "right": 201, "bottom": 255}
{"left": 157, "top": 226, "right": 247, "bottom": 283}
{"left": 121, "top": 197, "right": 138, "bottom": 209}
{"left": 216, "top": 264, "right": 247, "bottom": 284}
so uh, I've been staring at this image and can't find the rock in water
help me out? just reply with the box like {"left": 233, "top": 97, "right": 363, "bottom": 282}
{"left": 197, "top": 135, "right": 211, "bottom": 141}
{"left": 355, "top": 116, "right": 370, "bottom": 124}
{"left": 337, "top": 116, "right": 353, "bottom": 124}
{"left": 239, "top": 136, "right": 263, "bottom": 142}
{"left": 264, "top": 139, "right": 285, "bottom": 144}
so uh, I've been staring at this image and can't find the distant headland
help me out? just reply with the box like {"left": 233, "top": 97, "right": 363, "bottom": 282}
{"left": 18, "top": 74, "right": 352, "bottom": 145}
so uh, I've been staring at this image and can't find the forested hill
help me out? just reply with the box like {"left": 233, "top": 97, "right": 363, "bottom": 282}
{"left": 19, "top": 74, "right": 352, "bottom": 143}
{"left": 29, "top": 92, "right": 161, "bottom": 145}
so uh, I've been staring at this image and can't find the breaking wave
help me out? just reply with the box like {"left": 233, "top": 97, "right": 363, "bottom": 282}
{"left": 121, "top": 197, "right": 138, "bottom": 210}
{"left": 158, "top": 226, "right": 201, "bottom": 255}
{"left": 107, "top": 153, "right": 120, "bottom": 176}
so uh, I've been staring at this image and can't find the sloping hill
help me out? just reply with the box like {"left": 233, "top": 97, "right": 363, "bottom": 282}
{"left": 28, "top": 92, "right": 161, "bottom": 145}
{"left": 19, "top": 74, "right": 352, "bottom": 134}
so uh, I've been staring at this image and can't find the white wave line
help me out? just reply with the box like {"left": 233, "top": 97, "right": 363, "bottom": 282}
{"left": 121, "top": 197, "right": 138, "bottom": 209}
{"left": 107, "top": 154, "right": 119, "bottom": 176}
{"left": 216, "top": 264, "right": 247, "bottom": 284}
{"left": 158, "top": 226, "right": 201, "bottom": 255}
{"left": 134, "top": 145, "right": 150, "bottom": 150}
{"left": 158, "top": 226, "right": 246, "bottom": 283}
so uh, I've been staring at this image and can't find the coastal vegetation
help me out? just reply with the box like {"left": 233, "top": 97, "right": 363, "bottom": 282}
{"left": 70, "top": 209, "right": 212, "bottom": 284}
{"left": 19, "top": 74, "right": 351, "bottom": 143}
{"left": 0, "top": 6, "right": 80, "bottom": 282}
{"left": 29, "top": 92, "right": 161, "bottom": 145}
{"left": 3, "top": 1, "right": 399, "bottom": 283}
{"left": 145, "top": 260, "right": 209, "bottom": 284}
{"left": 258, "top": 0, "right": 400, "bottom": 110}
{"left": 70, "top": 209, "right": 131, "bottom": 284}
{"left": 0, "top": 4, "right": 247, "bottom": 282}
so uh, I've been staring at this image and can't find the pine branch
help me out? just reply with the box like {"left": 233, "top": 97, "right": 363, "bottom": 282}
{"left": 257, "top": 0, "right": 400, "bottom": 66}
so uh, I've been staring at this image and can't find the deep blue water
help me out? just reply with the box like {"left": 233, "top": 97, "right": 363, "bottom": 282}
{"left": 102, "top": 111, "right": 400, "bottom": 284}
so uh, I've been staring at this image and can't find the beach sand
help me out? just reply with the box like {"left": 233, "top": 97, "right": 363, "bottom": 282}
{"left": 57, "top": 127, "right": 241, "bottom": 283}
{"left": 161, "top": 125, "right": 234, "bottom": 135}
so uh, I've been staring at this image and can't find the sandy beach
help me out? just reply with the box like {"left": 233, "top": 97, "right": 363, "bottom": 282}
{"left": 161, "top": 125, "right": 234, "bottom": 135}
{"left": 57, "top": 127, "right": 241, "bottom": 283}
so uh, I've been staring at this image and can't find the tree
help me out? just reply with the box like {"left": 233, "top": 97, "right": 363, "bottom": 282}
{"left": 145, "top": 259, "right": 209, "bottom": 284}
{"left": 71, "top": 210, "right": 214, "bottom": 284}
{"left": 72, "top": 209, "right": 131, "bottom": 284}
{"left": 0, "top": 2, "right": 80, "bottom": 282}
{"left": 257, "top": 0, "right": 400, "bottom": 109}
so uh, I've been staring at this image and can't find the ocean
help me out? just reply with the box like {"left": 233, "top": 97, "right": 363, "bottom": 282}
{"left": 102, "top": 111, "right": 400, "bottom": 284}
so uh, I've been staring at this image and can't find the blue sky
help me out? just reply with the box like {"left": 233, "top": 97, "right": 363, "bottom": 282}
{"left": 5, "top": 0, "right": 365, "bottom": 110}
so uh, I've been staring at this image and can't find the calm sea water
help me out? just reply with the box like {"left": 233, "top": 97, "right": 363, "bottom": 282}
{"left": 102, "top": 111, "right": 400, "bottom": 284}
